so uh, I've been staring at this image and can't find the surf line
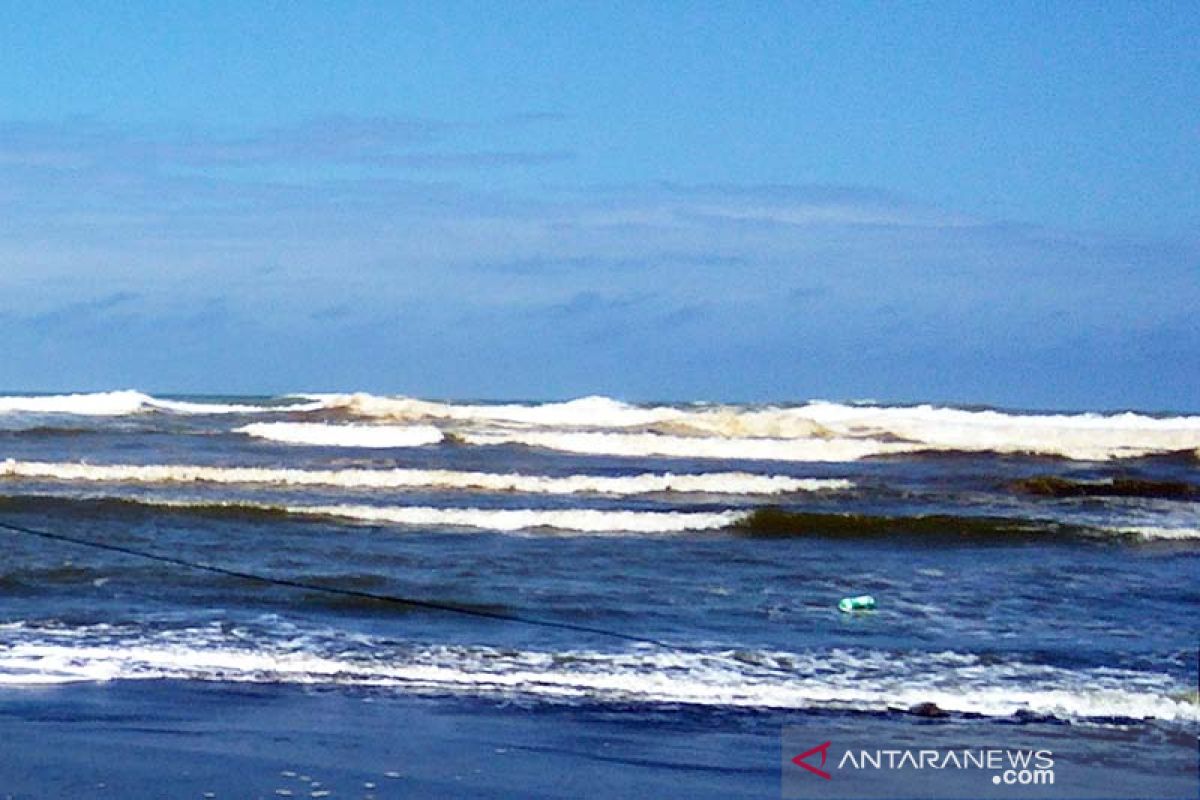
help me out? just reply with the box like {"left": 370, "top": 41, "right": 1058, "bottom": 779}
{"left": 0, "top": 517, "right": 677, "bottom": 650}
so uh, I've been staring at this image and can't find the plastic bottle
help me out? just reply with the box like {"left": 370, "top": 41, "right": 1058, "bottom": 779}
{"left": 838, "top": 595, "right": 876, "bottom": 612}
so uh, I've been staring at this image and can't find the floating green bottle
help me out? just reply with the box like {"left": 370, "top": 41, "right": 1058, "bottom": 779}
{"left": 838, "top": 594, "right": 876, "bottom": 612}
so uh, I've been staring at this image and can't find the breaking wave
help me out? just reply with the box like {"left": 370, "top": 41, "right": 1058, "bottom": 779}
{"left": 260, "top": 395, "right": 1200, "bottom": 461}
{"left": 0, "top": 460, "right": 849, "bottom": 497}
{"left": 237, "top": 422, "right": 444, "bottom": 448}
{"left": 286, "top": 504, "right": 743, "bottom": 533}
{"left": 460, "top": 430, "right": 920, "bottom": 462}
{"left": 0, "top": 622, "right": 1193, "bottom": 723}
{"left": 1108, "top": 526, "right": 1200, "bottom": 541}
{"left": 0, "top": 493, "right": 743, "bottom": 534}
{"left": 309, "top": 393, "right": 685, "bottom": 429}
{"left": 0, "top": 391, "right": 321, "bottom": 417}
{"left": 5, "top": 391, "right": 1199, "bottom": 461}
{"left": 3, "top": 493, "right": 1187, "bottom": 543}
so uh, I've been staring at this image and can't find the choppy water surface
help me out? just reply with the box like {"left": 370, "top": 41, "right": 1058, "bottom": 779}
{"left": 0, "top": 390, "right": 1196, "bottom": 730}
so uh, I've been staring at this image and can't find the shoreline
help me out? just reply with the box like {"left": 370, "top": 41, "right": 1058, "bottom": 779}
{"left": 0, "top": 680, "right": 779, "bottom": 799}
{"left": 0, "top": 680, "right": 1195, "bottom": 799}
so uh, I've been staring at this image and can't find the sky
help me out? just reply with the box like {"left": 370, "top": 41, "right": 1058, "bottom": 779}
{"left": 1, "top": 1, "right": 1196, "bottom": 410}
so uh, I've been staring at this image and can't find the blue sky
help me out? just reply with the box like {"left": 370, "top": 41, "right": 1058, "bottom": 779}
{"left": 1, "top": 2, "right": 1196, "bottom": 409}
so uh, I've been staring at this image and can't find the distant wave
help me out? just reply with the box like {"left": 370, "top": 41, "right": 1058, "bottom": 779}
{"left": 460, "top": 430, "right": 920, "bottom": 462}
{"left": 288, "top": 503, "right": 743, "bottom": 533}
{"left": 6, "top": 391, "right": 1200, "bottom": 461}
{"left": 793, "top": 401, "right": 1200, "bottom": 461}
{"left": 237, "top": 422, "right": 444, "bottom": 448}
{"left": 0, "top": 493, "right": 743, "bottom": 534}
{"left": 0, "top": 390, "right": 321, "bottom": 417}
{"left": 149, "top": 397, "right": 326, "bottom": 415}
{"left": 1108, "top": 525, "right": 1200, "bottom": 541}
{"left": 264, "top": 394, "right": 1200, "bottom": 461}
{"left": 0, "top": 624, "right": 1192, "bottom": 723}
{"left": 455, "top": 401, "right": 1200, "bottom": 461}
{"left": 308, "top": 393, "right": 1200, "bottom": 450}
{"left": 0, "top": 460, "right": 849, "bottom": 497}
{"left": 5, "top": 492, "right": 1189, "bottom": 542}
{"left": 307, "top": 393, "right": 685, "bottom": 428}
{"left": 0, "top": 390, "right": 154, "bottom": 416}
{"left": 255, "top": 502, "right": 1199, "bottom": 541}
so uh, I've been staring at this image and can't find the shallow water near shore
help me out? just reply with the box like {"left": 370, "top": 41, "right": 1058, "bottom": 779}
{"left": 0, "top": 681, "right": 1194, "bottom": 800}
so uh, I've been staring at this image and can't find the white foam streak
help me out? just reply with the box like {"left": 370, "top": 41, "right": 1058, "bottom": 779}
{"left": 462, "top": 430, "right": 919, "bottom": 462}
{"left": 797, "top": 402, "right": 1200, "bottom": 461}
{"left": 0, "top": 633, "right": 1192, "bottom": 723}
{"left": 276, "top": 395, "right": 1200, "bottom": 461}
{"left": 237, "top": 422, "right": 444, "bottom": 448}
{"left": 8, "top": 391, "right": 1200, "bottom": 461}
{"left": 0, "top": 390, "right": 153, "bottom": 416}
{"left": 293, "top": 504, "right": 744, "bottom": 533}
{"left": 309, "top": 393, "right": 683, "bottom": 428}
{"left": 1111, "top": 526, "right": 1200, "bottom": 541}
{"left": 0, "top": 460, "right": 848, "bottom": 497}
{"left": 0, "top": 391, "right": 320, "bottom": 417}
{"left": 149, "top": 398, "right": 327, "bottom": 415}
{"left": 114, "top": 496, "right": 745, "bottom": 533}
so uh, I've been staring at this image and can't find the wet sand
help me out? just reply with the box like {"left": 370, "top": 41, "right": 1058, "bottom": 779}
{"left": 0, "top": 681, "right": 777, "bottom": 799}
{"left": 0, "top": 681, "right": 1194, "bottom": 799}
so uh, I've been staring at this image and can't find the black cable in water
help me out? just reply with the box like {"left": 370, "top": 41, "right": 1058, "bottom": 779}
{"left": 0, "top": 517, "right": 676, "bottom": 651}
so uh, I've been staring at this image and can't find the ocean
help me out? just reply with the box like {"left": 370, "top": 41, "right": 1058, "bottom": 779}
{"left": 0, "top": 390, "right": 1196, "bottom": 798}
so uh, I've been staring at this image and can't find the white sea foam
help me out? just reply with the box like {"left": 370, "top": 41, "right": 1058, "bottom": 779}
{"left": 0, "top": 460, "right": 848, "bottom": 496}
{"left": 311, "top": 392, "right": 1200, "bottom": 437}
{"left": 461, "top": 430, "right": 921, "bottom": 462}
{"left": 237, "top": 422, "right": 444, "bottom": 448}
{"left": 310, "top": 393, "right": 840, "bottom": 439}
{"left": 284, "top": 503, "right": 744, "bottom": 533}
{"left": 97, "top": 495, "right": 745, "bottom": 534}
{"left": 307, "top": 393, "right": 684, "bottom": 428}
{"left": 647, "top": 402, "right": 1200, "bottom": 460}
{"left": 268, "top": 394, "right": 1200, "bottom": 461}
{"left": 0, "top": 390, "right": 319, "bottom": 417}
{"left": 0, "top": 390, "right": 155, "bottom": 416}
{"left": 795, "top": 401, "right": 1200, "bottom": 461}
{"left": 0, "top": 627, "right": 1192, "bottom": 723}
{"left": 148, "top": 397, "right": 327, "bottom": 415}
{"left": 1110, "top": 526, "right": 1200, "bottom": 541}
{"left": 11, "top": 390, "right": 1200, "bottom": 461}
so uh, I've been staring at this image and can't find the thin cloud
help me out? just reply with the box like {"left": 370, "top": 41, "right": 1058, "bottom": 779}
{"left": 0, "top": 116, "right": 570, "bottom": 173}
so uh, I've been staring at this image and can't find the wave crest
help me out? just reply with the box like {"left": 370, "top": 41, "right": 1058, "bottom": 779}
{"left": 0, "top": 390, "right": 155, "bottom": 416}
{"left": 258, "top": 394, "right": 1200, "bottom": 461}
{"left": 0, "top": 459, "right": 849, "bottom": 497}
{"left": 0, "top": 493, "right": 744, "bottom": 534}
{"left": 237, "top": 422, "right": 444, "bottom": 448}
{"left": 462, "top": 429, "right": 918, "bottom": 462}
{"left": 0, "top": 625, "right": 1192, "bottom": 723}
{"left": 7, "top": 391, "right": 1200, "bottom": 462}
{"left": 308, "top": 393, "right": 683, "bottom": 428}
{"left": 0, "top": 391, "right": 321, "bottom": 417}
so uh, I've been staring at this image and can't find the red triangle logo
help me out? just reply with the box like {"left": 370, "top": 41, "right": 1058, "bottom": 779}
{"left": 792, "top": 740, "right": 832, "bottom": 780}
